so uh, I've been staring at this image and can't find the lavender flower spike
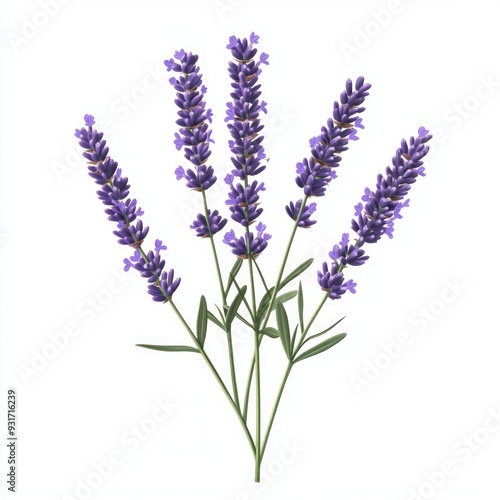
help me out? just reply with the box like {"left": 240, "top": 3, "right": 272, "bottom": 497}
{"left": 286, "top": 78, "right": 370, "bottom": 227}
{"left": 165, "top": 50, "right": 217, "bottom": 192}
{"left": 75, "top": 115, "right": 180, "bottom": 303}
{"left": 223, "top": 32, "right": 271, "bottom": 258}
{"left": 166, "top": 49, "right": 228, "bottom": 238}
{"left": 318, "top": 126, "right": 432, "bottom": 301}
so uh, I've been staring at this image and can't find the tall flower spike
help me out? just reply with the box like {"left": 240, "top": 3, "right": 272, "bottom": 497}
{"left": 286, "top": 77, "right": 371, "bottom": 227}
{"left": 223, "top": 32, "right": 271, "bottom": 258}
{"left": 165, "top": 50, "right": 217, "bottom": 191}
{"left": 75, "top": 116, "right": 180, "bottom": 303}
{"left": 165, "top": 49, "right": 227, "bottom": 238}
{"left": 318, "top": 127, "right": 432, "bottom": 300}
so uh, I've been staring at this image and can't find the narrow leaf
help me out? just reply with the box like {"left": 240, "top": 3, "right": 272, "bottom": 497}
{"left": 235, "top": 312, "right": 254, "bottom": 329}
{"left": 207, "top": 310, "right": 225, "bottom": 331}
{"left": 136, "top": 344, "right": 199, "bottom": 353}
{"left": 226, "top": 285, "right": 247, "bottom": 328}
{"left": 276, "top": 302, "right": 292, "bottom": 360}
{"left": 310, "top": 316, "right": 345, "bottom": 339}
{"left": 214, "top": 304, "right": 226, "bottom": 324}
{"left": 294, "top": 333, "right": 347, "bottom": 363}
{"left": 297, "top": 282, "right": 304, "bottom": 333}
{"left": 291, "top": 324, "right": 299, "bottom": 352}
{"left": 255, "top": 286, "right": 275, "bottom": 326}
{"left": 196, "top": 295, "right": 208, "bottom": 347}
{"left": 278, "top": 258, "right": 314, "bottom": 291}
{"left": 260, "top": 327, "right": 280, "bottom": 339}
{"left": 225, "top": 259, "right": 243, "bottom": 295}
{"left": 272, "top": 290, "right": 298, "bottom": 310}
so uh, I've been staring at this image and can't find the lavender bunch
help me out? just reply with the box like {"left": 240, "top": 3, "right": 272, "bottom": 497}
{"left": 74, "top": 33, "right": 432, "bottom": 483}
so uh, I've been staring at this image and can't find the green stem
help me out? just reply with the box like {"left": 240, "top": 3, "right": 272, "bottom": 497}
{"left": 201, "top": 190, "right": 241, "bottom": 410}
{"left": 201, "top": 190, "right": 226, "bottom": 306}
{"left": 169, "top": 300, "right": 255, "bottom": 456}
{"left": 253, "top": 316, "right": 261, "bottom": 482}
{"left": 253, "top": 259, "right": 270, "bottom": 294}
{"left": 242, "top": 195, "right": 307, "bottom": 421}
{"left": 260, "top": 292, "right": 329, "bottom": 460}
{"left": 247, "top": 242, "right": 261, "bottom": 482}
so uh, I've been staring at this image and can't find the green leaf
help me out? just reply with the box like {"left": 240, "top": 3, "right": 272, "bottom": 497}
{"left": 291, "top": 324, "right": 299, "bottom": 352}
{"left": 294, "top": 333, "right": 347, "bottom": 363}
{"left": 270, "top": 291, "right": 297, "bottom": 311}
{"left": 297, "top": 281, "right": 304, "bottom": 333}
{"left": 207, "top": 310, "right": 225, "bottom": 331}
{"left": 136, "top": 344, "right": 199, "bottom": 353}
{"left": 226, "top": 285, "right": 247, "bottom": 328}
{"left": 225, "top": 259, "right": 243, "bottom": 295}
{"left": 276, "top": 302, "right": 292, "bottom": 360}
{"left": 235, "top": 312, "right": 254, "bottom": 329}
{"left": 255, "top": 286, "right": 275, "bottom": 326}
{"left": 260, "top": 327, "right": 280, "bottom": 339}
{"left": 278, "top": 258, "right": 314, "bottom": 291}
{"left": 196, "top": 295, "right": 208, "bottom": 347}
{"left": 303, "top": 316, "right": 346, "bottom": 346}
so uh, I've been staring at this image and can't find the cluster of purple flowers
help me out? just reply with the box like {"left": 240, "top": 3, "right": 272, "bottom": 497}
{"left": 74, "top": 115, "right": 180, "bottom": 303}
{"left": 318, "top": 126, "right": 432, "bottom": 300}
{"left": 222, "top": 32, "right": 271, "bottom": 259}
{"left": 286, "top": 77, "right": 371, "bottom": 228}
{"left": 165, "top": 50, "right": 227, "bottom": 239}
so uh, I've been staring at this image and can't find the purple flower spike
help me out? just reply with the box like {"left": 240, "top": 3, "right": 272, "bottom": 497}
{"left": 352, "top": 128, "right": 432, "bottom": 245}
{"left": 148, "top": 269, "right": 181, "bottom": 303}
{"left": 190, "top": 210, "right": 228, "bottom": 238}
{"left": 75, "top": 116, "right": 180, "bottom": 303}
{"left": 223, "top": 33, "right": 271, "bottom": 256}
{"left": 166, "top": 49, "right": 217, "bottom": 192}
{"left": 285, "top": 200, "right": 317, "bottom": 228}
{"left": 319, "top": 127, "right": 432, "bottom": 301}
{"left": 328, "top": 234, "right": 368, "bottom": 266}
{"left": 175, "top": 164, "right": 217, "bottom": 192}
{"left": 317, "top": 262, "right": 357, "bottom": 300}
{"left": 293, "top": 77, "right": 371, "bottom": 201}
{"left": 225, "top": 34, "right": 268, "bottom": 181}
{"left": 223, "top": 223, "right": 271, "bottom": 260}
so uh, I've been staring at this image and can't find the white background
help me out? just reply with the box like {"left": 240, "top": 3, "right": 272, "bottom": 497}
{"left": 1, "top": 1, "right": 500, "bottom": 499}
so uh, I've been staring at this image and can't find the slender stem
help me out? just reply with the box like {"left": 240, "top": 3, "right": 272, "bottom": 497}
{"left": 201, "top": 190, "right": 226, "bottom": 306}
{"left": 226, "top": 329, "right": 240, "bottom": 410}
{"left": 247, "top": 248, "right": 261, "bottom": 482}
{"left": 169, "top": 300, "right": 255, "bottom": 456}
{"left": 241, "top": 195, "right": 307, "bottom": 421}
{"left": 253, "top": 314, "right": 261, "bottom": 482}
{"left": 262, "top": 195, "right": 308, "bottom": 325}
{"left": 201, "top": 190, "right": 241, "bottom": 409}
{"left": 260, "top": 292, "right": 329, "bottom": 460}
{"left": 253, "top": 259, "right": 270, "bottom": 294}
